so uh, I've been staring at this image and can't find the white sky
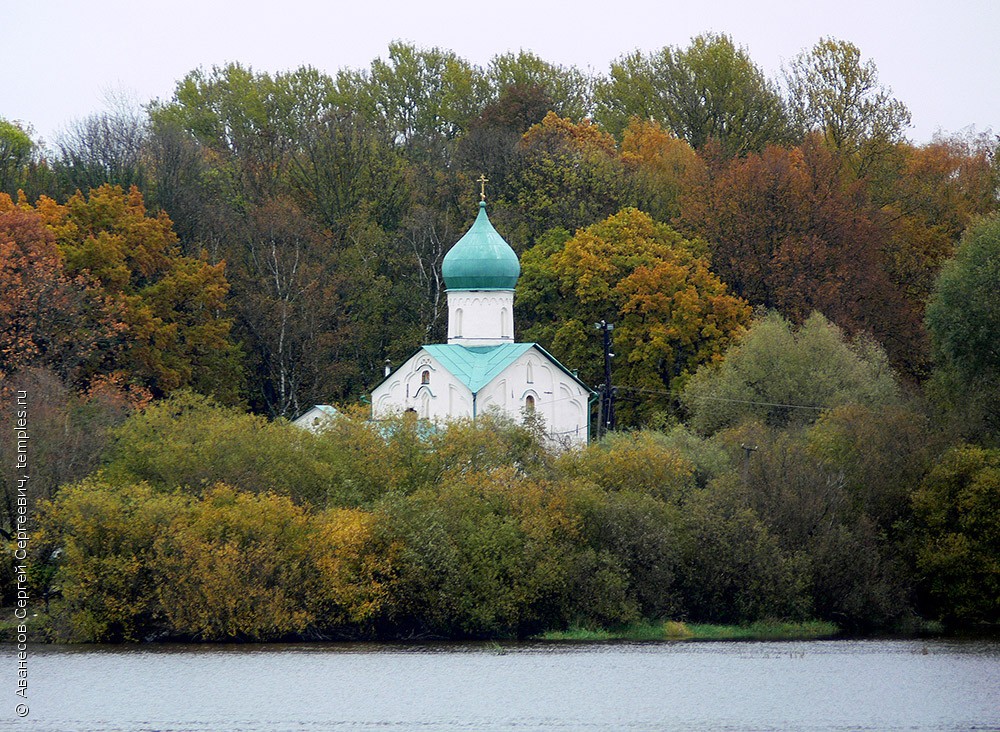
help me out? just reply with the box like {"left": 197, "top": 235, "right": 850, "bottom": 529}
{"left": 2, "top": 0, "right": 997, "bottom": 147}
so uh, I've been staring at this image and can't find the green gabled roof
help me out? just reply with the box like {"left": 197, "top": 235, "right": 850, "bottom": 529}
{"left": 441, "top": 202, "right": 520, "bottom": 290}
{"left": 422, "top": 343, "right": 597, "bottom": 397}
{"left": 424, "top": 343, "right": 534, "bottom": 393}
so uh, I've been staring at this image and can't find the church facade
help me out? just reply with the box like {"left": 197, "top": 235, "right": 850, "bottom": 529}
{"left": 371, "top": 200, "right": 595, "bottom": 446}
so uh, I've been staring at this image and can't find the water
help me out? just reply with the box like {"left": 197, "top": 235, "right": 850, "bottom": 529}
{"left": 2, "top": 639, "right": 998, "bottom": 731}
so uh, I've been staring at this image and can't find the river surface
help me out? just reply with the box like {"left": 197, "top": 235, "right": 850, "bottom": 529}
{"left": 1, "top": 638, "right": 998, "bottom": 731}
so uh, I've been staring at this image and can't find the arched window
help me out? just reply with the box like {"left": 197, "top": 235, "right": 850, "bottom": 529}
{"left": 501, "top": 307, "right": 509, "bottom": 338}
{"left": 421, "top": 370, "right": 430, "bottom": 385}
{"left": 525, "top": 394, "right": 535, "bottom": 412}
{"left": 526, "top": 361, "right": 534, "bottom": 383}
{"left": 455, "top": 308, "right": 464, "bottom": 337}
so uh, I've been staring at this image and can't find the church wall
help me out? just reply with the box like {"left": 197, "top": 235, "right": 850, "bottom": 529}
{"left": 477, "top": 349, "right": 591, "bottom": 447}
{"left": 372, "top": 346, "right": 591, "bottom": 446}
{"left": 372, "top": 350, "right": 473, "bottom": 422}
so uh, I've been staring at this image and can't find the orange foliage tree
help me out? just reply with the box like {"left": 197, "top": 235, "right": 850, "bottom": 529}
{"left": 2, "top": 185, "right": 241, "bottom": 400}
{"left": 679, "top": 137, "right": 923, "bottom": 375}
{"left": 0, "top": 199, "right": 123, "bottom": 385}
{"left": 517, "top": 208, "right": 751, "bottom": 424}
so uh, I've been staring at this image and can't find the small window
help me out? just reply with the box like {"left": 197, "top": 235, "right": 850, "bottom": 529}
{"left": 526, "top": 361, "right": 534, "bottom": 383}
{"left": 525, "top": 394, "right": 535, "bottom": 412}
{"left": 421, "top": 370, "right": 430, "bottom": 385}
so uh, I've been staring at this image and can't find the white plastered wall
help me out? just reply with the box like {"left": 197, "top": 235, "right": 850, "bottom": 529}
{"left": 476, "top": 348, "right": 591, "bottom": 447}
{"left": 372, "top": 349, "right": 474, "bottom": 423}
{"left": 372, "top": 346, "right": 591, "bottom": 447}
{"left": 447, "top": 290, "right": 515, "bottom": 346}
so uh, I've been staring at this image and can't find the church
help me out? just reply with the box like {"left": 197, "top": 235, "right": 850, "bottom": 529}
{"left": 370, "top": 193, "right": 596, "bottom": 447}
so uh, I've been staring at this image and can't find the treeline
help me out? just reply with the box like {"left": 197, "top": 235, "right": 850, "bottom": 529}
{"left": 2, "top": 35, "right": 997, "bottom": 419}
{"left": 8, "top": 369, "right": 996, "bottom": 642}
{"left": 1, "top": 35, "right": 999, "bottom": 638}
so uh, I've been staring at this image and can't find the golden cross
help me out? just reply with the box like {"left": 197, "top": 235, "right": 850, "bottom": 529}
{"left": 477, "top": 174, "right": 489, "bottom": 202}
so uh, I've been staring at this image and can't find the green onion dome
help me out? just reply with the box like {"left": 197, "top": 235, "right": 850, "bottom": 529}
{"left": 441, "top": 202, "right": 520, "bottom": 290}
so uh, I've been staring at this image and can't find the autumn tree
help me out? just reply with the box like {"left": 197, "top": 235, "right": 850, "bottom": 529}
{"left": 879, "top": 132, "right": 1000, "bottom": 310}
{"left": 0, "top": 368, "right": 146, "bottom": 534}
{"left": 501, "top": 112, "right": 630, "bottom": 245}
{"left": 6, "top": 185, "right": 242, "bottom": 400}
{"left": 0, "top": 199, "right": 121, "bottom": 383}
{"left": 678, "top": 138, "right": 924, "bottom": 373}
{"left": 619, "top": 119, "right": 704, "bottom": 223}
{"left": 456, "top": 83, "right": 555, "bottom": 199}
{"left": 596, "top": 33, "right": 793, "bottom": 156}
{"left": 517, "top": 208, "right": 751, "bottom": 425}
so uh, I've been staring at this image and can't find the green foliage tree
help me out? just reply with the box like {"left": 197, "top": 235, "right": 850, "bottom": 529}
{"left": 912, "top": 445, "right": 1000, "bottom": 625}
{"left": 0, "top": 118, "right": 34, "bottom": 196}
{"left": 151, "top": 63, "right": 337, "bottom": 204}
{"left": 102, "top": 391, "right": 336, "bottom": 505}
{"left": 386, "top": 467, "right": 579, "bottom": 637}
{"left": 925, "top": 214, "right": 1000, "bottom": 441}
{"left": 54, "top": 100, "right": 148, "bottom": 195}
{"left": 486, "top": 51, "right": 593, "bottom": 122}
{"left": 682, "top": 311, "right": 900, "bottom": 434}
{"left": 289, "top": 108, "right": 408, "bottom": 235}
{"left": 36, "top": 480, "right": 187, "bottom": 642}
{"left": 360, "top": 42, "right": 488, "bottom": 160}
{"left": 677, "top": 479, "right": 811, "bottom": 624}
{"left": 716, "top": 421, "right": 913, "bottom": 628}
{"left": 557, "top": 431, "right": 695, "bottom": 502}
{"left": 596, "top": 33, "right": 793, "bottom": 156}
{"left": 784, "top": 38, "right": 910, "bottom": 175}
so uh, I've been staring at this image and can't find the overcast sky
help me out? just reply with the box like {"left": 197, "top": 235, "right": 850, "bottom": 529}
{"left": 3, "top": 0, "right": 997, "bottom": 147}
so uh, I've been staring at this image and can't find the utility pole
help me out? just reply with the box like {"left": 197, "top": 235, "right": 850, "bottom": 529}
{"left": 595, "top": 320, "right": 616, "bottom": 437}
{"left": 740, "top": 443, "right": 758, "bottom": 485}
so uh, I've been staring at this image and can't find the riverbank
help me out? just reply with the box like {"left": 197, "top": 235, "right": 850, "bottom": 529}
{"left": 536, "top": 619, "right": 841, "bottom": 642}
{"left": 2, "top": 605, "right": 961, "bottom": 644}
{"left": 2, "top": 607, "right": 841, "bottom": 643}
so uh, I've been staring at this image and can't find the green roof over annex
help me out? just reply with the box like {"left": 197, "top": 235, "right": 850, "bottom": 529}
{"left": 422, "top": 343, "right": 595, "bottom": 396}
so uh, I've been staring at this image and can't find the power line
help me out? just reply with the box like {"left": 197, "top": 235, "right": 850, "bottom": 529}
{"left": 612, "top": 385, "right": 829, "bottom": 412}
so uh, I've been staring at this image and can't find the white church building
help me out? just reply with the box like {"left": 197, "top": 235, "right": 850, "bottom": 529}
{"left": 371, "top": 200, "right": 596, "bottom": 446}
